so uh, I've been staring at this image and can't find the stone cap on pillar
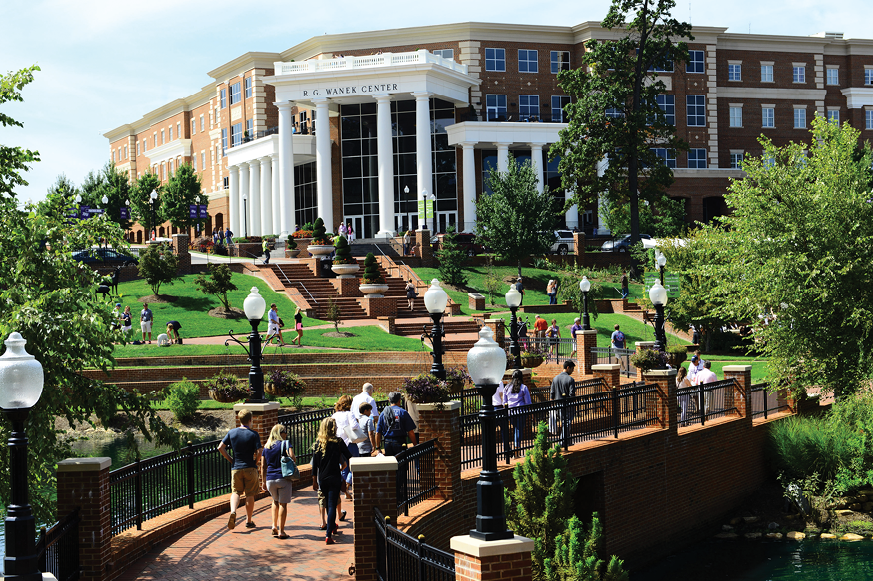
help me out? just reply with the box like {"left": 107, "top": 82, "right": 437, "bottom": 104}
{"left": 580, "top": 330, "right": 597, "bottom": 336}
{"left": 233, "top": 401, "right": 281, "bottom": 412}
{"left": 723, "top": 365, "right": 753, "bottom": 372}
{"left": 451, "top": 534, "right": 535, "bottom": 557}
{"left": 592, "top": 364, "right": 620, "bottom": 371}
{"left": 57, "top": 457, "right": 112, "bottom": 472}
{"left": 635, "top": 341, "right": 656, "bottom": 348}
{"left": 417, "top": 401, "right": 462, "bottom": 412}
{"left": 643, "top": 369, "right": 678, "bottom": 377}
{"left": 350, "top": 456, "right": 399, "bottom": 473}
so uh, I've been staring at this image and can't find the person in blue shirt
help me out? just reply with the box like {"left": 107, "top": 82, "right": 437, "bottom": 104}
{"left": 218, "top": 409, "right": 263, "bottom": 530}
{"left": 375, "top": 392, "right": 417, "bottom": 456}
{"left": 224, "top": 227, "right": 233, "bottom": 247}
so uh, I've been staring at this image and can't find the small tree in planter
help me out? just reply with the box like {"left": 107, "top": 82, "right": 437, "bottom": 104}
{"left": 311, "top": 217, "right": 331, "bottom": 245}
{"left": 445, "top": 366, "right": 472, "bottom": 392}
{"left": 286, "top": 234, "right": 299, "bottom": 257}
{"left": 360, "top": 252, "right": 388, "bottom": 297}
{"left": 331, "top": 234, "right": 360, "bottom": 277}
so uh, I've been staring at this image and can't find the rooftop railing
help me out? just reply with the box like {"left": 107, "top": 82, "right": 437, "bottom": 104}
{"left": 274, "top": 49, "right": 468, "bottom": 77}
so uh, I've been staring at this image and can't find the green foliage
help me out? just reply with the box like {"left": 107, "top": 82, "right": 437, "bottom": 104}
{"left": 545, "top": 514, "right": 629, "bottom": 581}
{"left": 437, "top": 225, "right": 468, "bottom": 287}
{"left": 164, "top": 378, "right": 200, "bottom": 422}
{"left": 232, "top": 237, "right": 249, "bottom": 243}
{"left": 312, "top": 217, "right": 330, "bottom": 244}
{"left": 631, "top": 347, "right": 665, "bottom": 372}
{"left": 505, "top": 422, "right": 576, "bottom": 581}
{"left": 482, "top": 256, "right": 502, "bottom": 305}
{"left": 362, "top": 253, "right": 384, "bottom": 284}
{"left": 138, "top": 243, "right": 180, "bottom": 296}
{"left": 475, "top": 156, "right": 557, "bottom": 275}
{"left": 326, "top": 297, "right": 342, "bottom": 332}
{"left": 553, "top": 0, "right": 692, "bottom": 247}
{"left": 0, "top": 65, "right": 41, "bottom": 198}
{"left": 194, "top": 263, "right": 237, "bottom": 310}
{"left": 131, "top": 170, "right": 163, "bottom": 235}
{"left": 603, "top": 196, "right": 687, "bottom": 238}
{"left": 666, "top": 344, "right": 687, "bottom": 366}
{"left": 333, "top": 234, "right": 354, "bottom": 264}
{"left": 558, "top": 273, "right": 603, "bottom": 322}
{"left": 286, "top": 235, "right": 297, "bottom": 249}
{"left": 162, "top": 164, "right": 204, "bottom": 229}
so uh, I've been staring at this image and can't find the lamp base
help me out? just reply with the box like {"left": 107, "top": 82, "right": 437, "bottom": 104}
{"left": 469, "top": 528, "right": 515, "bottom": 542}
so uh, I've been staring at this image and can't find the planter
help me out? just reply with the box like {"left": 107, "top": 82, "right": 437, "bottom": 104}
{"left": 307, "top": 244, "right": 334, "bottom": 257}
{"left": 447, "top": 379, "right": 465, "bottom": 392}
{"left": 331, "top": 263, "right": 360, "bottom": 278}
{"left": 286, "top": 249, "right": 300, "bottom": 258}
{"left": 520, "top": 355, "right": 544, "bottom": 368}
{"left": 209, "top": 388, "right": 247, "bottom": 403}
{"left": 264, "top": 382, "right": 304, "bottom": 398}
{"left": 360, "top": 283, "right": 390, "bottom": 298}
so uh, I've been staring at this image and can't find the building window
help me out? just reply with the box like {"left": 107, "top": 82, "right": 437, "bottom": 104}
{"left": 729, "top": 152, "right": 743, "bottom": 169}
{"left": 432, "top": 49, "right": 454, "bottom": 60}
{"left": 124, "top": 145, "right": 128, "bottom": 159}
{"left": 231, "top": 122, "right": 242, "bottom": 147}
{"left": 111, "top": 150, "right": 115, "bottom": 162}
{"left": 137, "top": 142, "right": 140, "bottom": 156}
{"left": 153, "top": 134, "right": 157, "bottom": 148}
{"left": 656, "top": 94, "right": 675, "bottom": 126}
{"left": 793, "top": 66, "right": 806, "bottom": 83}
{"left": 762, "top": 107, "right": 775, "bottom": 128}
{"left": 485, "top": 94, "right": 507, "bottom": 121}
{"left": 168, "top": 160, "right": 174, "bottom": 176}
{"left": 761, "top": 64, "right": 774, "bottom": 83}
{"left": 551, "top": 51, "right": 570, "bottom": 74}
{"left": 827, "top": 68, "right": 839, "bottom": 85}
{"left": 729, "top": 107, "right": 742, "bottom": 127}
{"left": 161, "top": 129, "right": 165, "bottom": 144}
{"left": 220, "top": 88, "right": 227, "bottom": 109}
{"left": 519, "top": 95, "right": 540, "bottom": 120}
{"left": 865, "top": 68, "right": 873, "bottom": 85}
{"left": 215, "top": 145, "right": 220, "bottom": 163}
{"left": 551, "top": 95, "right": 571, "bottom": 122}
{"left": 686, "top": 95, "right": 705, "bottom": 127}
{"left": 867, "top": 110, "right": 873, "bottom": 130}
{"left": 605, "top": 107, "right": 623, "bottom": 119}
{"left": 793, "top": 108, "right": 806, "bottom": 128}
{"left": 176, "top": 122, "right": 181, "bottom": 139}
{"left": 201, "top": 152, "right": 206, "bottom": 169}
{"left": 221, "top": 128, "right": 228, "bottom": 155}
{"left": 728, "top": 64, "right": 741, "bottom": 81}
{"left": 200, "top": 115, "right": 205, "bottom": 132}
{"left": 246, "top": 119, "right": 253, "bottom": 139}
{"left": 143, "top": 139, "right": 147, "bottom": 152}
{"left": 244, "top": 77, "right": 252, "bottom": 99}
{"left": 688, "top": 148, "right": 707, "bottom": 169}
{"left": 686, "top": 50, "right": 704, "bottom": 74}
{"left": 168, "top": 126, "right": 173, "bottom": 141}
{"left": 229, "top": 82, "right": 241, "bottom": 105}
{"left": 192, "top": 155, "right": 196, "bottom": 171}
{"left": 485, "top": 48, "right": 505, "bottom": 72}
{"left": 222, "top": 176, "right": 229, "bottom": 189}
{"left": 827, "top": 109, "right": 840, "bottom": 125}
{"left": 651, "top": 148, "right": 676, "bottom": 168}
{"left": 518, "top": 49, "right": 538, "bottom": 73}
{"left": 191, "top": 119, "right": 195, "bottom": 135}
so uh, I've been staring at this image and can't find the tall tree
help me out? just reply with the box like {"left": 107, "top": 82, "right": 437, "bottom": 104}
{"left": 553, "top": 0, "right": 692, "bottom": 252}
{"left": 132, "top": 170, "right": 163, "bottom": 238}
{"left": 436, "top": 225, "right": 468, "bottom": 287}
{"left": 475, "top": 156, "right": 556, "bottom": 277}
{"left": 0, "top": 65, "right": 40, "bottom": 199}
{"left": 100, "top": 162, "right": 135, "bottom": 230}
{"left": 162, "top": 163, "right": 204, "bottom": 230}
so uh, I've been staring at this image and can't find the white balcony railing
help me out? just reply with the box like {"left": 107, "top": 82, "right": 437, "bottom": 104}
{"left": 273, "top": 49, "right": 468, "bottom": 77}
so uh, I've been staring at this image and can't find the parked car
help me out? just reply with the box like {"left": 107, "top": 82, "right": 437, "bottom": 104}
{"left": 551, "top": 230, "right": 575, "bottom": 255}
{"left": 72, "top": 248, "right": 139, "bottom": 264}
{"left": 600, "top": 234, "right": 653, "bottom": 252}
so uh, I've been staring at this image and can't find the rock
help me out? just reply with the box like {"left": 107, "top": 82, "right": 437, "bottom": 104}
{"left": 841, "top": 533, "right": 864, "bottom": 541}
{"left": 722, "top": 525, "right": 734, "bottom": 531}
{"left": 820, "top": 533, "right": 837, "bottom": 539}
{"left": 786, "top": 531, "right": 806, "bottom": 540}
{"left": 768, "top": 522, "right": 780, "bottom": 530}
{"left": 715, "top": 532, "right": 738, "bottom": 539}
{"left": 766, "top": 532, "right": 783, "bottom": 539}
{"left": 863, "top": 502, "right": 873, "bottom": 512}
{"left": 850, "top": 503, "right": 862, "bottom": 511}
{"left": 835, "top": 509, "right": 854, "bottom": 517}
{"left": 730, "top": 517, "right": 743, "bottom": 526}
{"left": 744, "top": 532, "right": 762, "bottom": 539}
{"left": 743, "top": 516, "right": 760, "bottom": 524}
{"left": 859, "top": 489, "right": 873, "bottom": 496}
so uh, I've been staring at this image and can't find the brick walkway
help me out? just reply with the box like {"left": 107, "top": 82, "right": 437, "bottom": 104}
{"left": 117, "top": 491, "right": 354, "bottom": 581}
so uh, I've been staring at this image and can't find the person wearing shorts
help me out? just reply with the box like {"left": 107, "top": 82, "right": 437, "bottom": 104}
{"left": 291, "top": 307, "right": 304, "bottom": 347}
{"left": 266, "top": 303, "right": 286, "bottom": 347}
{"left": 165, "top": 320, "right": 182, "bottom": 343}
{"left": 261, "top": 424, "right": 295, "bottom": 538}
{"left": 140, "top": 303, "right": 153, "bottom": 344}
{"left": 218, "top": 409, "right": 263, "bottom": 530}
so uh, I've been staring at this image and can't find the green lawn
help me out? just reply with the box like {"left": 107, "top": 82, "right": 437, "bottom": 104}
{"left": 679, "top": 359, "right": 770, "bottom": 383}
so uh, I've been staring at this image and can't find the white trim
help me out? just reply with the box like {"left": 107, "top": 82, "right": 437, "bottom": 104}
{"left": 450, "top": 535, "right": 535, "bottom": 558}
{"left": 719, "top": 87, "right": 825, "bottom": 101}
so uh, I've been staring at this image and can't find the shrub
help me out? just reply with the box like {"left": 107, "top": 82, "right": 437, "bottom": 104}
{"left": 402, "top": 372, "right": 451, "bottom": 404}
{"left": 165, "top": 378, "right": 200, "bottom": 422}
{"left": 436, "top": 225, "right": 468, "bottom": 287}
{"left": 291, "top": 230, "right": 313, "bottom": 239}
{"left": 286, "top": 235, "right": 297, "bottom": 249}
{"left": 232, "top": 237, "right": 249, "bottom": 243}
{"left": 631, "top": 348, "right": 666, "bottom": 372}
{"left": 362, "top": 253, "right": 385, "bottom": 284}
{"left": 212, "top": 243, "right": 228, "bottom": 256}
{"left": 311, "top": 217, "right": 331, "bottom": 245}
{"left": 333, "top": 235, "right": 355, "bottom": 264}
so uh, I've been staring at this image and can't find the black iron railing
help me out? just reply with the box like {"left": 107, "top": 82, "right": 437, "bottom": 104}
{"left": 374, "top": 507, "right": 456, "bottom": 581}
{"left": 750, "top": 382, "right": 789, "bottom": 419}
{"left": 677, "top": 379, "right": 738, "bottom": 427}
{"left": 575, "top": 377, "right": 609, "bottom": 396}
{"left": 543, "top": 337, "right": 578, "bottom": 364}
{"left": 447, "top": 388, "right": 481, "bottom": 415}
{"left": 590, "top": 347, "right": 637, "bottom": 378}
{"left": 396, "top": 439, "right": 438, "bottom": 516}
{"left": 37, "top": 509, "right": 81, "bottom": 581}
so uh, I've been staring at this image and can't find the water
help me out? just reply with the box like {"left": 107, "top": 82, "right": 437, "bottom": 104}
{"left": 634, "top": 537, "right": 873, "bottom": 580}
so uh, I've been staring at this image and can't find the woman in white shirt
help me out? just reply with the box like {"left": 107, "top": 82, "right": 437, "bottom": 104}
{"left": 332, "top": 395, "right": 362, "bottom": 503}
{"left": 676, "top": 366, "right": 693, "bottom": 425}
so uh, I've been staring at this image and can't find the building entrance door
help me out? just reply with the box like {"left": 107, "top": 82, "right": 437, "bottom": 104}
{"left": 436, "top": 211, "right": 456, "bottom": 234}
{"left": 345, "top": 215, "right": 365, "bottom": 240}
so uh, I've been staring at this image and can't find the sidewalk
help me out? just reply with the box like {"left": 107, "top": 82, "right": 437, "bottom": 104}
{"left": 116, "top": 491, "right": 354, "bottom": 581}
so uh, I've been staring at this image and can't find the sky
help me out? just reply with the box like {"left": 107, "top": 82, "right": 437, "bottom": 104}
{"left": 1, "top": 0, "right": 868, "bottom": 204}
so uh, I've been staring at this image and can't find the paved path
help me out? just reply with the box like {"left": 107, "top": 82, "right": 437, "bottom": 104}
{"left": 117, "top": 492, "right": 354, "bottom": 581}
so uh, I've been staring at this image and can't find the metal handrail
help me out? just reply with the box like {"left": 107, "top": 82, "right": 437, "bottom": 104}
{"left": 273, "top": 264, "right": 319, "bottom": 305}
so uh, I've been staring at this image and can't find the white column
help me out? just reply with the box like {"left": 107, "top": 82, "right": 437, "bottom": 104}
{"left": 314, "top": 98, "right": 333, "bottom": 231}
{"left": 565, "top": 189, "right": 578, "bottom": 229}
{"left": 228, "top": 165, "right": 240, "bottom": 235}
{"left": 461, "top": 142, "right": 476, "bottom": 232}
{"left": 530, "top": 143, "right": 544, "bottom": 193}
{"left": 249, "top": 159, "right": 261, "bottom": 236}
{"left": 271, "top": 154, "right": 281, "bottom": 234}
{"left": 596, "top": 157, "right": 610, "bottom": 235}
{"left": 413, "top": 92, "right": 433, "bottom": 215}
{"left": 496, "top": 143, "right": 511, "bottom": 173}
{"left": 276, "top": 101, "right": 295, "bottom": 237}
{"left": 260, "top": 157, "right": 272, "bottom": 235}
{"left": 239, "top": 162, "right": 250, "bottom": 237}
{"left": 375, "top": 94, "right": 395, "bottom": 238}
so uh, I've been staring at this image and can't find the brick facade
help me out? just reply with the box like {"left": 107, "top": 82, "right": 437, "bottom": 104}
{"left": 56, "top": 458, "right": 112, "bottom": 581}
{"left": 350, "top": 457, "right": 398, "bottom": 581}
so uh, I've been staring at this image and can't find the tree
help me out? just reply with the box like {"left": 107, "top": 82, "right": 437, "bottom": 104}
{"left": 333, "top": 233, "right": 354, "bottom": 264}
{"left": 505, "top": 422, "right": 577, "bottom": 581}
{"left": 131, "top": 170, "right": 163, "bottom": 237}
{"left": 194, "top": 263, "right": 237, "bottom": 310}
{"left": 138, "top": 243, "right": 180, "bottom": 296}
{"left": 437, "top": 225, "right": 468, "bottom": 287}
{"left": 553, "top": 0, "right": 692, "bottom": 253}
{"left": 475, "top": 156, "right": 557, "bottom": 277}
{"left": 667, "top": 116, "right": 873, "bottom": 398}
{"left": 100, "top": 163, "right": 135, "bottom": 230}
{"left": 162, "top": 163, "right": 204, "bottom": 230}
{"left": 545, "top": 514, "right": 628, "bottom": 581}
{"left": 326, "top": 297, "right": 342, "bottom": 332}
{"left": 0, "top": 65, "right": 40, "bottom": 199}
{"left": 362, "top": 253, "right": 385, "bottom": 285}
{"left": 603, "top": 195, "right": 687, "bottom": 238}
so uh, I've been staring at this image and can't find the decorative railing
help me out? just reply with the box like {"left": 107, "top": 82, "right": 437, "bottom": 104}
{"left": 374, "top": 507, "right": 456, "bottom": 581}
{"left": 750, "top": 382, "right": 789, "bottom": 419}
{"left": 37, "top": 509, "right": 81, "bottom": 581}
{"left": 590, "top": 347, "right": 637, "bottom": 378}
{"left": 395, "top": 439, "right": 438, "bottom": 516}
{"left": 275, "top": 50, "right": 467, "bottom": 77}
{"left": 677, "top": 379, "right": 738, "bottom": 427}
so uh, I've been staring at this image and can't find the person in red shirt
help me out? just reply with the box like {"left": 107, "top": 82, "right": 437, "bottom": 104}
{"left": 534, "top": 315, "right": 548, "bottom": 338}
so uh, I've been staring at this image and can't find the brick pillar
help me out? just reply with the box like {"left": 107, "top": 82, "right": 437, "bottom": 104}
{"left": 573, "top": 232, "right": 586, "bottom": 267}
{"left": 579, "top": 330, "right": 597, "bottom": 375}
{"left": 233, "top": 401, "right": 280, "bottom": 444}
{"left": 592, "top": 363, "right": 621, "bottom": 388}
{"left": 56, "top": 457, "right": 112, "bottom": 581}
{"left": 351, "top": 457, "right": 398, "bottom": 581}
{"left": 642, "top": 369, "right": 677, "bottom": 433}
{"left": 361, "top": 296, "right": 397, "bottom": 317}
{"left": 377, "top": 315, "right": 396, "bottom": 334}
{"left": 484, "top": 319, "right": 505, "bottom": 348}
{"left": 723, "top": 364, "right": 753, "bottom": 421}
{"left": 451, "top": 535, "right": 535, "bottom": 581}
{"left": 416, "top": 229, "right": 433, "bottom": 266}
{"left": 172, "top": 233, "right": 191, "bottom": 275}
{"left": 416, "top": 402, "right": 462, "bottom": 500}
{"left": 331, "top": 276, "right": 362, "bottom": 296}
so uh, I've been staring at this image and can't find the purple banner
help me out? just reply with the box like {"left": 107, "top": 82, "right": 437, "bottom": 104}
{"left": 120, "top": 207, "right": 130, "bottom": 220}
{"left": 199, "top": 204, "right": 208, "bottom": 219}
{"left": 189, "top": 204, "right": 198, "bottom": 219}
{"left": 79, "top": 205, "right": 90, "bottom": 220}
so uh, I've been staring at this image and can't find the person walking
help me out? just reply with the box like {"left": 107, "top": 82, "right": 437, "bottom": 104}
{"left": 610, "top": 324, "right": 626, "bottom": 371}
{"left": 403, "top": 230, "right": 411, "bottom": 256}
{"left": 347, "top": 223, "right": 354, "bottom": 243}
{"left": 676, "top": 366, "right": 692, "bottom": 425}
{"left": 516, "top": 277, "right": 524, "bottom": 305}
{"left": 310, "top": 417, "right": 351, "bottom": 544}
{"left": 338, "top": 223, "right": 346, "bottom": 237}
{"left": 332, "top": 395, "right": 361, "bottom": 500}
{"left": 405, "top": 280, "right": 416, "bottom": 310}
{"left": 120, "top": 306, "right": 133, "bottom": 345}
{"left": 262, "top": 239, "right": 271, "bottom": 264}
{"left": 357, "top": 403, "right": 378, "bottom": 456}
{"left": 291, "top": 307, "right": 304, "bottom": 346}
{"left": 260, "top": 424, "right": 296, "bottom": 539}
{"left": 620, "top": 271, "right": 629, "bottom": 299}
{"left": 351, "top": 382, "right": 378, "bottom": 421}
{"left": 569, "top": 317, "right": 582, "bottom": 359}
{"left": 546, "top": 279, "right": 557, "bottom": 305}
{"left": 549, "top": 360, "right": 576, "bottom": 440}
{"left": 266, "top": 303, "right": 287, "bottom": 347}
{"left": 696, "top": 360, "right": 718, "bottom": 415}
{"left": 224, "top": 227, "right": 233, "bottom": 248}
{"left": 547, "top": 318, "right": 561, "bottom": 361}
{"left": 503, "top": 369, "right": 532, "bottom": 457}
{"left": 140, "top": 302, "right": 153, "bottom": 344}
{"left": 218, "top": 409, "right": 263, "bottom": 530}
{"left": 375, "top": 392, "right": 416, "bottom": 456}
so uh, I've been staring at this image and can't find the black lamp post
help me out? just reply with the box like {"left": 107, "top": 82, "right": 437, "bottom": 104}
{"left": 421, "top": 190, "right": 428, "bottom": 232}
{"left": 505, "top": 284, "right": 522, "bottom": 370}
{"left": 579, "top": 276, "right": 591, "bottom": 331}
{"left": 1, "top": 332, "right": 45, "bottom": 581}
{"left": 422, "top": 279, "right": 448, "bottom": 380}
{"left": 467, "top": 326, "right": 514, "bottom": 541}
{"left": 224, "top": 287, "right": 267, "bottom": 402}
{"left": 649, "top": 281, "right": 668, "bottom": 354}
{"left": 242, "top": 195, "right": 248, "bottom": 238}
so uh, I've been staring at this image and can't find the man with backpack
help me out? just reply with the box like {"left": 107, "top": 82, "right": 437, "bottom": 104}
{"left": 611, "top": 324, "right": 627, "bottom": 370}
{"left": 375, "top": 392, "right": 416, "bottom": 457}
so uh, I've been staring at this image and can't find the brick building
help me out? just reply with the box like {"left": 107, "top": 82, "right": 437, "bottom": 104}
{"left": 103, "top": 22, "right": 873, "bottom": 242}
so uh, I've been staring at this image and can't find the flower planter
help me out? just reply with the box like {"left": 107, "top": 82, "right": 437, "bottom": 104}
{"left": 307, "top": 244, "right": 334, "bottom": 257}
{"left": 264, "top": 382, "right": 304, "bottom": 398}
{"left": 520, "top": 355, "right": 544, "bottom": 368}
{"left": 209, "top": 388, "right": 247, "bottom": 403}
{"left": 360, "top": 283, "right": 390, "bottom": 298}
{"left": 331, "top": 263, "right": 360, "bottom": 279}
{"left": 286, "top": 249, "right": 300, "bottom": 258}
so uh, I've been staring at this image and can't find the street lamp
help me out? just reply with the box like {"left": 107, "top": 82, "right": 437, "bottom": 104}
{"left": 649, "top": 280, "right": 668, "bottom": 354}
{"left": 656, "top": 252, "right": 667, "bottom": 285}
{"left": 579, "top": 276, "right": 591, "bottom": 331}
{"left": 505, "top": 284, "right": 522, "bottom": 370}
{"left": 422, "top": 279, "right": 448, "bottom": 380}
{"left": 430, "top": 192, "right": 437, "bottom": 234}
{"left": 420, "top": 189, "right": 428, "bottom": 232}
{"left": 467, "top": 326, "right": 514, "bottom": 542}
{"left": 0, "top": 332, "right": 45, "bottom": 581}
{"left": 149, "top": 189, "right": 158, "bottom": 241}
{"left": 404, "top": 185, "right": 410, "bottom": 232}
{"left": 224, "top": 287, "right": 267, "bottom": 402}
{"left": 242, "top": 194, "right": 248, "bottom": 238}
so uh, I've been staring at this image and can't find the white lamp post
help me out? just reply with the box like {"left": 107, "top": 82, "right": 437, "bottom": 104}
{"left": 649, "top": 281, "right": 668, "bottom": 354}
{"left": 467, "top": 326, "right": 514, "bottom": 541}
{"left": 505, "top": 284, "right": 522, "bottom": 370}
{"left": 422, "top": 279, "right": 449, "bottom": 380}
{"left": 579, "top": 276, "right": 592, "bottom": 331}
{"left": 0, "top": 332, "right": 45, "bottom": 581}
{"left": 149, "top": 189, "right": 158, "bottom": 240}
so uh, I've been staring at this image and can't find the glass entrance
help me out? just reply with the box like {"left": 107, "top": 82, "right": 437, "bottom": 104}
{"left": 436, "top": 211, "right": 456, "bottom": 234}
